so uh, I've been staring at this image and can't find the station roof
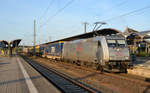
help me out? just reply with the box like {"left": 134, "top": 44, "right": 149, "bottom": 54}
{"left": 42, "top": 28, "right": 122, "bottom": 45}
{"left": 0, "top": 39, "right": 21, "bottom": 48}
{"left": 0, "top": 40, "right": 9, "bottom": 45}
{"left": 10, "top": 39, "right": 22, "bottom": 48}
{"left": 138, "top": 31, "right": 150, "bottom": 37}
{"left": 0, "top": 40, "right": 8, "bottom": 48}
{"left": 124, "top": 27, "right": 150, "bottom": 39}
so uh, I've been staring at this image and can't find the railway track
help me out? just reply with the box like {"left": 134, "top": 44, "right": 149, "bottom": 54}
{"left": 52, "top": 59, "right": 150, "bottom": 86}
{"left": 38, "top": 57, "right": 150, "bottom": 88}
{"left": 21, "top": 56, "right": 100, "bottom": 93}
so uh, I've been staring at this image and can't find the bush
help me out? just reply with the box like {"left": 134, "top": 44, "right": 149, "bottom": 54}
{"left": 136, "top": 52, "right": 147, "bottom": 57}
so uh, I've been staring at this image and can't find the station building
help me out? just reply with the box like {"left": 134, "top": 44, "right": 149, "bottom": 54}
{"left": 123, "top": 27, "right": 150, "bottom": 56}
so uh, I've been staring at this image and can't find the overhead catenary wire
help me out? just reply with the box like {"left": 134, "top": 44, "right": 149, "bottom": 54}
{"left": 38, "top": 1, "right": 150, "bottom": 43}
{"left": 38, "top": 0, "right": 55, "bottom": 23}
{"left": 103, "top": 4, "right": 150, "bottom": 22}
{"left": 40, "top": 0, "right": 75, "bottom": 28}
{"left": 94, "top": 0, "right": 128, "bottom": 19}
{"left": 90, "top": 0, "right": 129, "bottom": 32}
{"left": 39, "top": 0, "right": 127, "bottom": 33}
{"left": 115, "top": 0, "right": 128, "bottom": 7}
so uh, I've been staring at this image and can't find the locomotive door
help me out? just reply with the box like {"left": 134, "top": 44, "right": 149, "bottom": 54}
{"left": 100, "top": 37, "right": 109, "bottom": 65}
{"left": 96, "top": 41, "right": 102, "bottom": 64}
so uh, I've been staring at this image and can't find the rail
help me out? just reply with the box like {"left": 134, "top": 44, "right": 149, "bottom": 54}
{"left": 21, "top": 56, "right": 100, "bottom": 93}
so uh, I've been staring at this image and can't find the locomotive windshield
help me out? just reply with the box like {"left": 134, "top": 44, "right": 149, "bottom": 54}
{"left": 107, "top": 40, "right": 117, "bottom": 47}
{"left": 107, "top": 39, "right": 126, "bottom": 47}
{"left": 117, "top": 40, "right": 126, "bottom": 47}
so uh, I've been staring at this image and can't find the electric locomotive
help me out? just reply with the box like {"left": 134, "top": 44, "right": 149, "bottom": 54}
{"left": 62, "top": 35, "right": 131, "bottom": 72}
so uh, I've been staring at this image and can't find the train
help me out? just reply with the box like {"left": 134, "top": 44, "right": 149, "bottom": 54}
{"left": 25, "top": 45, "right": 43, "bottom": 56}
{"left": 25, "top": 28, "right": 132, "bottom": 72}
{"left": 62, "top": 35, "right": 131, "bottom": 72}
{"left": 40, "top": 41, "right": 64, "bottom": 59}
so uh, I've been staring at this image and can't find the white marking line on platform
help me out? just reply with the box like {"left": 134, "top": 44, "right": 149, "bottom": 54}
{"left": 17, "top": 57, "right": 39, "bottom": 93}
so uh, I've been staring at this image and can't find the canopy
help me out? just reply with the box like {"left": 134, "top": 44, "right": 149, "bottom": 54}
{"left": 0, "top": 39, "right": 21, "bottom": 48}
{"left": 10, "top": 39, "right": 22, "bottom": 48}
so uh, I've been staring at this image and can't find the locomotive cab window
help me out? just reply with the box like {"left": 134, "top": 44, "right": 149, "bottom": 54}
{"left": 117, "top": 40, "right": 126, "bottom": 47}
{"left": 107, "top": 40, "right": 117, "bottom": 47}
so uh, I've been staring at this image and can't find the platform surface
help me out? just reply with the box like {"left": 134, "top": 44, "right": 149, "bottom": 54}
{"left": 128, "top": 57, "right": 150, "bottom": 78}
{"left": 133, "top": 57, "right": 150, "bottom": 68}
{"left": 0, "top": 56, "right": 61, "bottom": 93}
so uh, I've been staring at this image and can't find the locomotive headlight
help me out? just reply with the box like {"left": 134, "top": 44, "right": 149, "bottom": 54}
{"left": 125, "top": 56, "right": 129, "bottom": 60}
{"left": 110, "top": 56, "right": 114, "bottom": 59}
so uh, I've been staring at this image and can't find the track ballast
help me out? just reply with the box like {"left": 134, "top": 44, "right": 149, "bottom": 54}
{"left": 21, "top": 56, "right": 100, "bottom": 93}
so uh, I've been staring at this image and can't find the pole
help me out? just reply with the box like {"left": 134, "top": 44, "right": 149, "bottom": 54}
{"left": 83, "top": 22, "right": 88, "bottom": 33}
{"left": 33, "top": 20, "right": 36, "bottom": 56}
{"left": 49, "top": 36, "right": 51, "bottom": 42}
{"left": 39, "top": 41, "right": 40, "bottom": 45}
{"left": 23, "top": 43, "right": 24, "bottom": 54}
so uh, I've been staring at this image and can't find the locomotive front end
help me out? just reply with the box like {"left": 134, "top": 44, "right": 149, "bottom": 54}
{"left": 105, "top": 36, "right": 131, "bottom": 72}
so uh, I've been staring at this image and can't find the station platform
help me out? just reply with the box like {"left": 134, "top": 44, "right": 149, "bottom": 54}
{"left": 0, "top": 56, "right": 61, "bottom": 93}
{"left": 128, "top": 57, "right": 150, "bottom": 78}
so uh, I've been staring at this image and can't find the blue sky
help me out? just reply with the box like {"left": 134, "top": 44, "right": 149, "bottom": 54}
{"left": 0, "top": 0, "right": 150, "bottom": 45}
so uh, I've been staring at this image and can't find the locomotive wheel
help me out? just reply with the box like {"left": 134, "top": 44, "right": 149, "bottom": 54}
{"left": 122, "top": 69, "right": 127, "bottom": 73}
{"left": 96, "top": 64, "right": 104, "bottom": 72}
{"left": 99, "top": 66, "right": 104, "bottom": 72}
{"left": 120, "top": 64, "right": 128, "bottom": 73}
{"left": 76, "top": 61, "right": 81, "bottom": 66}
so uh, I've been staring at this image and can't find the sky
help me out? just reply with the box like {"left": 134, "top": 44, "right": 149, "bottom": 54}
{"left": 0, "top": 0, "right": 150, "bottom": 45}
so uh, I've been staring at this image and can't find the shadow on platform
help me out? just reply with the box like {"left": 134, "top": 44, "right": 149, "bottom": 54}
{"left": 0, "top": 62, "right": 10, "bottom": 65}
{"left": 0, "top": 75, "right": 42, "bottom": 86}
